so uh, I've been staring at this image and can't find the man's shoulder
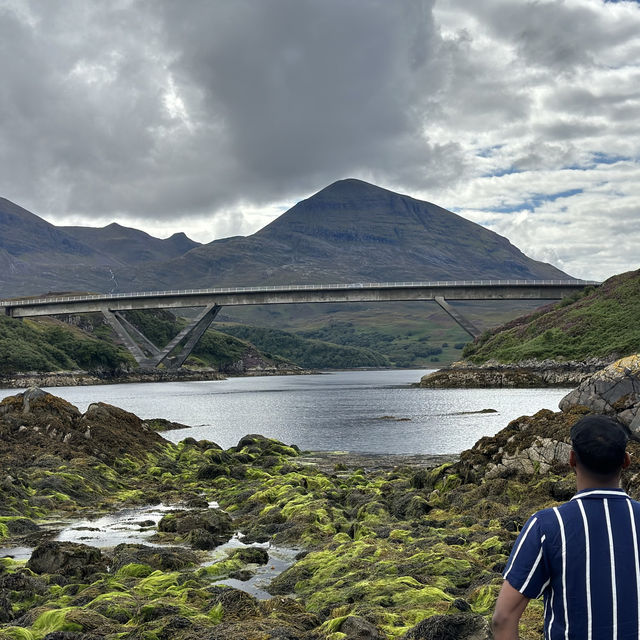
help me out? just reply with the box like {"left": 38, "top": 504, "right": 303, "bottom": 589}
{"left": 528, "top": 502, "right": 580, "bottom": 528}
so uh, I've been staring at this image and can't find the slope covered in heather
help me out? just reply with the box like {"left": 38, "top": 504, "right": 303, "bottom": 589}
{"left": 462, "top": 269, "right": 640, "bottom": 363}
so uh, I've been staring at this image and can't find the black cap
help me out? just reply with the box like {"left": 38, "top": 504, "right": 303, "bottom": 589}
{"left": 570, "top": 415, "right": 630, "bottom": 474}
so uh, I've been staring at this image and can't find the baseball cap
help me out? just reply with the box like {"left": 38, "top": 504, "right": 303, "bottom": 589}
{"left": 570, "top": 415, "right": 630, "bottom": 474}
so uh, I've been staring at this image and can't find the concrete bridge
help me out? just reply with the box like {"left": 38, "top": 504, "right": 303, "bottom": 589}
{"left": 0, "top": 279, "right": 599, "bottom": 370}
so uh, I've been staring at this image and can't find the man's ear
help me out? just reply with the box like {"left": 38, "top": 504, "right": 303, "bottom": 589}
{"left": 623, "top": 451, "right": 631, "bottom": 469}
{"left": 569, "top": 449, "right": 577, "bottom": 469}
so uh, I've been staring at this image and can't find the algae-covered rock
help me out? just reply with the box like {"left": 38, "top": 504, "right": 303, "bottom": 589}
{"left": 340, "top": 615, "right": 384, "bottom": 639}
{"left": 157, "top": 508, "right": 233, "bottom": 549}
{"left": 0, "top": 594, "right": 12, "bottom": 623}
{"left": 206, "top": 585, "right": 261, "bottom": 619}
{"left": 26, "top": 542, "right": 106, "bottom": 579}
{"left": 229, "top": 546, "right": 269, "bottom": 565}
{"left": 110, "top": 543, "right": 198, "bottom": 572}
{"left": 233, "top": 433, "right": 300, "bottom": 458}
{"left": 399, "top": 613, "right": 490, "bottom": 639}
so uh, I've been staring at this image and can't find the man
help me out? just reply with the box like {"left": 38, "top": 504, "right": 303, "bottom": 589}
{"left": 492, "top": 414, "right": 639, "bottom": 640}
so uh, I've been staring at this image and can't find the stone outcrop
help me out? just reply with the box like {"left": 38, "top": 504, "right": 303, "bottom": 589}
{"left": 399, "top": 613, "right": 490, "bottom": 639}
{"left": 156, "top": 508, "right": 234, "bottom": 550}
{"left": 459, "top": 408, "right": 583, "bottom": 482}
{"left": 418, "top": 357, "right": 614, "bottom": 389}
{"left": 0, "top": 368, "right": 226, "bottom": 389}
{"left": 559, "top": 354, "right": 640, "bottom": 433}
{"left": 26, "top": 541, "right": 107, "bottom": 579}
{"left": 109, "top": 543, "right": 198, "bottom": 572}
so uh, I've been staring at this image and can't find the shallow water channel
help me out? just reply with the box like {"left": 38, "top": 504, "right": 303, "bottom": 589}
{"left": 0, "top": 503, "right": 298, "bottom": 599}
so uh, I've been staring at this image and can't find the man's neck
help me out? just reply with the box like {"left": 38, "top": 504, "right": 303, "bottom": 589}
{"left": 576, "top": 475, "right": 621, "bottom": 492}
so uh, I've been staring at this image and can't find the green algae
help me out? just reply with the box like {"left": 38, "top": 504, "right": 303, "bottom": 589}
{"left": 196, "top": 557, "right": 244, "bottom": 579}
{"left": 32, "top": 608, "right": 83, "bottom": 635}
{"left": 115, "top": 563, "right": 154, "bottom": 578}
{"left": 470, "top": 582, "right": 502, "bottom": 614}
{"left": 134, "top": 571, "right": 180, "bottom": 597}
{"left": 0, "top": 629, "right": 36, "bottom": 640}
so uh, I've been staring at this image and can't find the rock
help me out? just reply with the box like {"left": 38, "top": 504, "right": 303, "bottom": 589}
{"left": 0, "top": 593, "right": 13, "bottom": 622}
{"left": 197, "top": 463, "right": 229, "bottom": 480}
{"left": 229, "top": 546, "right": 269, "bottom": 565}
{"left": 485, "top": 437, "right": 571, "bottom": 478}
{"left": 418, "top": 357, "right": 613, "bottom": 389}
{"left": 110, "top": 543, "right": 198, "bottom": 571}
{"left": 341, "top": 615, "right": 384, "bottom": 639}
{"left": 399, "top": 613, "right": 490, "bottom": 640}
{"left": 0, "top": 517, "right": 40, "bottom": 536}
{"left": 0, "top": 569, "right": 51, "bottom": 607}
{"left": 26, "top": 541, "right": 107, "bottom": 578}
{"left": 21, "top": 387, "right": 51, "bottom": 413}
{"left": 207, "top": 585, "right": 261, "bottom": 619}
{"left": 559, "top": 355, "right": 640, "bottom": 433}
{"left": 157, "top": 508, "right": 234, "bottom": 548}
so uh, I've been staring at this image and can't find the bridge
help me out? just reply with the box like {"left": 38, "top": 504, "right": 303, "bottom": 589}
{"left": 0, "top": 279, "right": 599, "bottom": 370}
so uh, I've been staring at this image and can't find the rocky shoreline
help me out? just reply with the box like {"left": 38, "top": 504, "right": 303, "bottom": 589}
{"left": 0, "top": 365, "right": 313, "bottom": 390}
{"left": 2, "top": 356, "right": 640, "bottom": 639}
{"left": 416, "top": 356, "right": 616, "bottom": 388}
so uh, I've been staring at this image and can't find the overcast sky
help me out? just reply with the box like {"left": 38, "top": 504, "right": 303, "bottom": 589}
{"left": 1, "top": 0, "right": 639, "bottom": 281}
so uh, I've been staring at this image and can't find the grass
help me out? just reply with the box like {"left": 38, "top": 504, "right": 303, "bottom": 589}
{"left": 463, "top": 270, "right": 640, "bottom": 363}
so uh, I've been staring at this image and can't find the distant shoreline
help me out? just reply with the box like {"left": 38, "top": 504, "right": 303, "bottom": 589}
{"left": 0, "top": 367, "right": 315, "bottom": 390}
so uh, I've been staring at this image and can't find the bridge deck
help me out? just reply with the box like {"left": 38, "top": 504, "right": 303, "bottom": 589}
{"left": 1, "top": 279, "right": 599, "bottom": 318}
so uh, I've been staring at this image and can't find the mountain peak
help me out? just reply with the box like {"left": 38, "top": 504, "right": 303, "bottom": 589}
{"left": 310, "top": 178, "right": 400, "bottom": 201}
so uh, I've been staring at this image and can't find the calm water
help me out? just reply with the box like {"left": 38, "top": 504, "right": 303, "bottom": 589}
{"left": 0, "top": 370, "right": 571, "bottom": 454}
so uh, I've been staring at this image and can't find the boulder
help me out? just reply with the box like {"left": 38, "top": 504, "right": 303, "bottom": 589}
{"left": 207, "top": 585, "right": 261, "bottom": 619}
{"left": 340, "top": 615, "right": 384, "bottom": 639}
{"left": 157, "top": 508, "right": 234, "bottom": 548}
{"left": 559, "top": 355, "right": 640, "bottom": 433}
{"left": 26, "top": 541, "right": 107, "bottom": 578}
{"left": 485, "top": 437, "right": 571, "bottom": 479}
{"left": 110, "top": 543, "right": 198, "bottom": 571}
{"left": 399, "top": 613, "right": 490, "bottom": 640}
{"left": 0, "top": 593, "right": 12, "bottom": 623}
{"left": 229, "top": 546, "right": 269, "bottom": 565}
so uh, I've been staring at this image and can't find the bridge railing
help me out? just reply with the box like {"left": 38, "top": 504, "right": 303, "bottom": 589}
{"left": 0, "top": 279, "right": 600, "bottom": 308}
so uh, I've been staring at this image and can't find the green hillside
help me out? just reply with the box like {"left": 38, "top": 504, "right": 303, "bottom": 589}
{"left": 0, "top": 315, "right": 133, "bottom": 374}
{"left": 217, "top": 323, "right": 391, "bottom": 369}
{"left": 0, "top": 309, "right": 397, "bottom": 376}
{"left": 463, "top": 269, "right": 640, "bottom": 363}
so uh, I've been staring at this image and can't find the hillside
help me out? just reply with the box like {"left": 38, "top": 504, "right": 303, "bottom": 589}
{"left": 0, "top": 179, "right": 570, "bottom": 297}
{"left": 130, "top": 179, "right": 569, "bottom": 291}
{"left": 61, "top": 223, "right": 200, "bottom": 266}
{"left": 462, "top": 269, "right": 640, "bottom": 363}
{"left": 0, "top": 309, "right": 396, "bottom": 381}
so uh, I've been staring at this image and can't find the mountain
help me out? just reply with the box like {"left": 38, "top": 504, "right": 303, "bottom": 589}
{"left": 0, "top": 197, "right": 105, "bottom": 263}
{"left": 61, "top": 223, "right": 200, "bottom": 266}
{"left": 0, "top": 180, "right": 578, "bottom": 368}
{"left": 462, "top": 269, "right": 640, "bottom": 363}
{"left": 0, "top": 199, "right": 199, "bottom": 296}
{"left": 128, "top": 179, "right": 569, "bottom": 290}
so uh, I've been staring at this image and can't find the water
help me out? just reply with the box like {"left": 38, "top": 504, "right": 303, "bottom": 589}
{"left": 0, "top": 502, "right": 297, "bottom": 599}
{"left": 0, "top": 370, "right": 571, "bottom": 454}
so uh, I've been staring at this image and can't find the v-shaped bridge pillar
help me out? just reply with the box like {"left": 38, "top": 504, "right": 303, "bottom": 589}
{"left": 101, "top": 304, "right": 222, "bottom": 370}
{"left": 434, "top": 296, "right": 482, "bottom": 339}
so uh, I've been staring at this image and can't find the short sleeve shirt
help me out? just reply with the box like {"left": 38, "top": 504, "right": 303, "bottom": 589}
{"left": 503, "top": 488, "right": 640, "bottom": 640}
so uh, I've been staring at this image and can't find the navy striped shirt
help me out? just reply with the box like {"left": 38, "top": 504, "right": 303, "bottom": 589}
{"left": 504, "top": 488, "right": 640, "bottom": 640}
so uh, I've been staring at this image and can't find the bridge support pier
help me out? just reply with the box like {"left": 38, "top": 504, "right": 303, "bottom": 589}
{"left": 101, "top": 304, "right": 222, "bottom": 370}
{"left": 434, "top": 296, "right": 482, "bottom": 339}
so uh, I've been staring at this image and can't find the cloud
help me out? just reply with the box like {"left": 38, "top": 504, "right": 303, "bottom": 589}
{"left": 0, "top": 0, "right": 639, "bottom": 281}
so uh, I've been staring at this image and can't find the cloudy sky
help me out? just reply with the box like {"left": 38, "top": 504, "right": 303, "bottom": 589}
{"left": 1, "top": 0, "right": 639, "bottom": 281}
